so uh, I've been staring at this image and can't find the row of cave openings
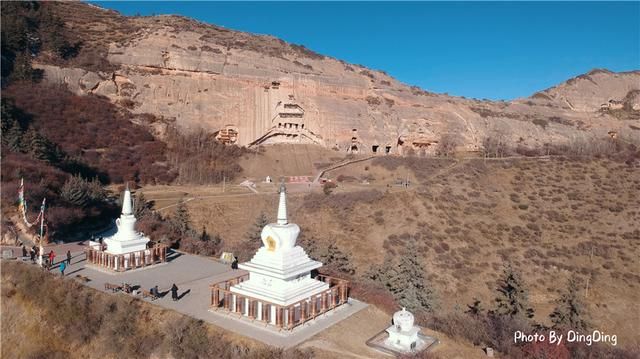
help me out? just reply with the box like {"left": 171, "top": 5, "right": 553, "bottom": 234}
{"left": 348, "top": 129, "right": 391, "bottom": 154}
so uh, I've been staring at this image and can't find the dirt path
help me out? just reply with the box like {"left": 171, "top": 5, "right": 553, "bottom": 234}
{"left": 313, "top": 155, "right": 377, "bottom": 184}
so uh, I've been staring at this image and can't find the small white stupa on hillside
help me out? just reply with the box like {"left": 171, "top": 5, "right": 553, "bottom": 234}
{"left": 103, "top": 185, "right": 150, "bottom": 255}
{"left": 367, "top": 307, "right": 437, "bottom": 355}
{"left": 385, "top": 308, "right": 423, "bottom": 350}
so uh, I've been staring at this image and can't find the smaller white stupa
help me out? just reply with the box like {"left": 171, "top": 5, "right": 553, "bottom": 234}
{"left": 104, "top": 185, "right": 150, "bottom": 255}
{"left": 385, "top": 308, "right": 424, "bottom": 352}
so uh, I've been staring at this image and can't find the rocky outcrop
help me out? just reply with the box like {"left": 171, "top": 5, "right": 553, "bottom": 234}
{"left": 39, "top": 3, "right": 640, "bottom": 155}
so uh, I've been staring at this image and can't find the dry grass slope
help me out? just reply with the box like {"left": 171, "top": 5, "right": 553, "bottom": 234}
{"left": 170, "top": 156, "right": 639, "bottom": 349}
{"left": 1, "top": 261, "right": 312, "bottom": 359}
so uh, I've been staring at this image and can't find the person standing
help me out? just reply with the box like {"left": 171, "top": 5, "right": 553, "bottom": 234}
{"left": 30, "top": 247, "right": 35, "bottom": 263}
{"left": 59, "top": 261, "right": 66, "bottom": 276}
{"left": 48, "top": 250, "right": 55, "bottom": 266}
{"left": 66, "top": 250, "right": 72, "bottom": 265}
{"left": 231, "top": 256, "right": 238, "bottom": 270}
{"left": 171, "top": 283, "right": 178, "bottom": 301}
{"left": 21, "top": 245, "right": 27, "bottom": 259}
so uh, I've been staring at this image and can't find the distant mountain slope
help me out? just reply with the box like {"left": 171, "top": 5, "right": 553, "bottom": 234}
{"left": 530, "top": 69, "right": 640, "bottom": 112}
{"left": 37, "top": 2, "right": 640, "bottom": 154}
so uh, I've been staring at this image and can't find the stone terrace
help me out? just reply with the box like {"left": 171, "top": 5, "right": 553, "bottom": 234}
{"left": 8, "top": 246, "right": 366, "bottom": 348}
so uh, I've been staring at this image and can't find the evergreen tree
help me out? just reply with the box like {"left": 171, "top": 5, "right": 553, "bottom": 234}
{"left": 466, "top": 297, "right": 485, "bottom": 317}
{"left": 9, "top": 52, "right": 36, "bottom": 81}
{"left": 239, "top": 212, "right": 268, "bottom": 258}
{"left": 494, "top": 263, "right": 534, "bottom": 319}
{"left": 366, "top": 253, "right": 397, "bottom": 290}
{"left": 199, "top": 226, "right": 210, "bottom": 242}
{"left": 367, "top": 242, "right": 436, "bottom": 313}
{"left": 61, "top": 175, "right": 90, "bottom": 206}
{"left": 60, "top": 175, "right": 105, "bottom": 207}
{"left": 246, "top": 212, "right": 268, "bottom": 243}
{"left": 395, "top": 241, "right": 436, "bottom": 312}
{"left": 3, "top": 120, "right": 24, "bottom": 152}
{"left": 23, "top": 128, "right": 58, "bottom": 163}
{"left": 323, "top": 242, "right": 355, "bottom": 275}
{"left": 299, "top": 233, "right": 355, "bottom": 276}
{"left": 134, "top": 191, "right": 151, "bottom": 218}
{"left": 171, "top": 202, "right": 191, "bottom": 236}
{"left": 550, "top": 276, "right": 589, "bottom": 331}
{"left": 86, "top": 176, "right": 106, "bottom": 202}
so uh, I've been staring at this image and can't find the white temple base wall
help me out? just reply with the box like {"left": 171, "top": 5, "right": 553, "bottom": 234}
{"left": 385, "top": 326, "right": 421, "bottom": 351}
{"left": 231, "top": 276, "right": 329, "bottom": 306}
{"left": 104, "top": 237, "right": 149, "bottom": 255}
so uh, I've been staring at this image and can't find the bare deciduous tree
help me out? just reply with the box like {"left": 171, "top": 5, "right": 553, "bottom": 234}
{"left": 436, "top": 133, "right": 461, "bottom": 157}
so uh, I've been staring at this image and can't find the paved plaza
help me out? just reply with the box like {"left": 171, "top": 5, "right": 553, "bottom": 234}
{"left": 14, "top": 247, "right": 366, "bottom": 348}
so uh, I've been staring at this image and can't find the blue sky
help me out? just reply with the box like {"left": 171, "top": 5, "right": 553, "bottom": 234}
{"left": 94, "top": 2, "right": 639, "bottom": 100}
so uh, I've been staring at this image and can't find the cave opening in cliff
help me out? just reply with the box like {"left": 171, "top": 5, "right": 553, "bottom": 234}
{"left": 350, "top": 145, "right": 359, "bottom": 153}
{"left": 385, "top": 146, "right": 391, "bottom": 154}
{"left": 372, "top": 145, "right": 379, "bottom": 153}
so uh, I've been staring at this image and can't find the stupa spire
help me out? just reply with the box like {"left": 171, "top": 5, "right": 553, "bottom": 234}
{"left": 277, "top": 182, "right": 288, "bottom": 225}
{"left": 122, "top": 183, "right": 133, "bottom": 215}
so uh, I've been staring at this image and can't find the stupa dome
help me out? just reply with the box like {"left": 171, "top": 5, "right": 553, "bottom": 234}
{"left": 393, "top": 307, "right": 415, "bottom": 332}
{"left": 260, "top": 183, "right": 300, "bottom": 252}
{"left": 261, "top": 222, "right": 300, "bottom": 252}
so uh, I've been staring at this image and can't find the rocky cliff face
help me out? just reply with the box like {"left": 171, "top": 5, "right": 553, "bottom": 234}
{"left": 38, "top": 2, "right": 640, "bottom": 155}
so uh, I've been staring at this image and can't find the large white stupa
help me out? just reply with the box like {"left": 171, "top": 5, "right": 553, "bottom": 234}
{"left": 230, "top": 183, "right": 329, "bottom": 306}
{"left": 104, "top": 185, "right": 150, "bottom": 255}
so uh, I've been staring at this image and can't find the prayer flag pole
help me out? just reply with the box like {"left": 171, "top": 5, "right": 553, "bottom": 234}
{"left": 38, "top": 198, "right": 46, "bottom": 267}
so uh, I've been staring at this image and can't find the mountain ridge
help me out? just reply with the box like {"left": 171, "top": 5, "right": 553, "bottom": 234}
{"left": 36, "top": 2, "right": 640, "bottom": 154}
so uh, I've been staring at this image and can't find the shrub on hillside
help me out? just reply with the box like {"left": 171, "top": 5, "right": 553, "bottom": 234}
{"left": 165, "top": 127, "right": 247, "bottom": 184}
{"left": 3, "top": 82, "right": 176, "bottom": 184}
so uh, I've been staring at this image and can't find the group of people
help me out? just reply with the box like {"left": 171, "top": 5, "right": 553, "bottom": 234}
{"left": 20, "top": 240, "right": 186, "bottom": 301}
{"left": 147, "top": 283, "right": 180, "bottom": 301}
{"left": 21, "top": 245, "right": 72, "bottom": 276}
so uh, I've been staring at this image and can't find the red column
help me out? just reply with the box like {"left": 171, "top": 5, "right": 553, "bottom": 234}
{"left": 277, "top": 307, "right": 283, "bottom": 328}
{"left": 262, "top": 303, "right": 268, "bottom": 323}
{"left": 331, "top": 288, "right": 337, "bottom": 308}
{"left": 288, "top": 306, "right": 294, "bottom": 329}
